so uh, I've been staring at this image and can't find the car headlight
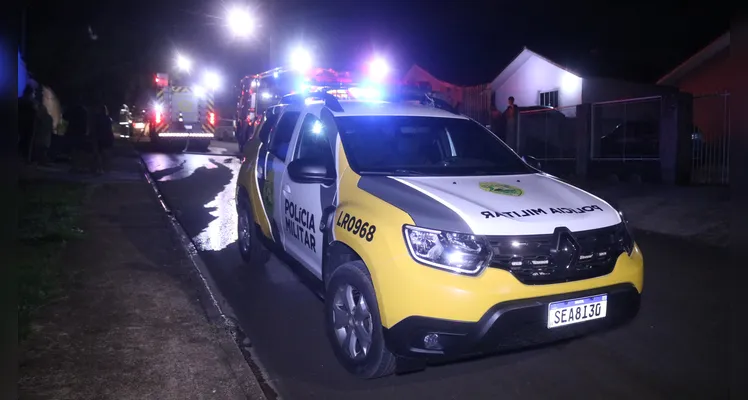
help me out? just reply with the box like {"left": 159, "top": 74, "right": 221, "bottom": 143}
{"left": 403, "top": 225, "right": 493, "bottom": 276}
{"left": 616, "top": 209, "right": 635, "bottom": 255}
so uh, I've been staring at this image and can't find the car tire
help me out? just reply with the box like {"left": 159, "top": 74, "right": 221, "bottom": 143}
{"left": 237, "top": 197, "right": 269, "bottom": 264}
{"left": 325, "top": 260, "right": 396, "bottom": 379}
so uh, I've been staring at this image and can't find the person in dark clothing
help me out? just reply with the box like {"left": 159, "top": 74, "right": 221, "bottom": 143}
{"left": 64, "top": 104, "right": 90, "bottom": 172}
{"left": 18, "top": 86, "right": 37, "bottom": 161}
{"left": 93, "top": 105, "right": 114, "bottom": 173}
{"left": 33, "top": 103, "right": 54, "bottom": 165}
{"left": 503, "top": 96, "right": 520, "bottom": 149}
{"left": 489, "top": 103, "right": 503, "bottom": 140}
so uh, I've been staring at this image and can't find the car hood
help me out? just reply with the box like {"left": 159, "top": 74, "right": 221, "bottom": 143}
{"left": 390, "top": 173, "right": 621, "bottom": 235}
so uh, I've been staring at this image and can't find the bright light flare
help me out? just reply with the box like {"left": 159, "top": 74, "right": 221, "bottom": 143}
{"left": 261, "top": 92, "right": 271, "bottom": 99}
{"left": 227, "top": 7, "right": 254, "bottom": 38}
{"left": 193, "top": 85, "right": 206, "bottom": 98}
{"left": 204, "top": 71, "right": 221, "bottom": 91}
{"left": 368, "top": 57, "right": 390, "bottom": 81}
{"left": 176, "top": 54, "right": 192, "bottom": 72}
{"left": 290, "top": 48, "right": 312, "bottom": 71}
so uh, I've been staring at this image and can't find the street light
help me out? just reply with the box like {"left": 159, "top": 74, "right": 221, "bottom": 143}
{"left": 290, "top": 47, "right": 312, "bottom": 71}
{"left": 227, "top": 6, "right": 254, "bottom": 38}
{"left": 176, "top": 54, "right": 192, "bottom": 72}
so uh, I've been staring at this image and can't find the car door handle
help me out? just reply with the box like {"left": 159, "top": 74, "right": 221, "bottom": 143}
{"left": 282, "top": 185, "right": 291, "bottom": 195}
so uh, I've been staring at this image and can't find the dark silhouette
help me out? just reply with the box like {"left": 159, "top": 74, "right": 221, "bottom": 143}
{"left": 93, "top": 105, "right": 114, "bottom": 173}
{"left": 64, "top": 103, "right": 90, "bottom": 172}
{"left": 18, "top": 86, "right": 36, "bottom": 161}
{"left": 33, "top": 103, "right": 54, "bottom": 164}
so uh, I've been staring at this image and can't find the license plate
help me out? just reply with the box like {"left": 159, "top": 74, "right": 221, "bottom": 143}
{"left": 184, "top": 124, "right": 193, "bottom": 130}
{"left": 547, "top": 294, "right": 607, "bottom": 328}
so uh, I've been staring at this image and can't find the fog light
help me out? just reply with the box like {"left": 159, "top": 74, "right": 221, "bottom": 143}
{"left": 423, "top": 333, "right": 441, "bottom": 350}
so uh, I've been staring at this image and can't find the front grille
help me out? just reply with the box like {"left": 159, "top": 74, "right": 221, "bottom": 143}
{"left": 487, "top": 224, "right": 629, "bottom": 285}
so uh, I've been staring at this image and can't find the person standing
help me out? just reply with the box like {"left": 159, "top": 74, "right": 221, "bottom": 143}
{"left": 33, "top": 103, "right": 54, "bottom": 165}
{"left": 64, "top": 103, "right": 89, "bottom": 172}
{"left": 503, "top": 96, "right": 520, "bottom": 149}
{"left": 18, "top": 86, "right": 36, "bottom": 161}
{"left": 93, "top": 105, "right": 114, "bottom": 173}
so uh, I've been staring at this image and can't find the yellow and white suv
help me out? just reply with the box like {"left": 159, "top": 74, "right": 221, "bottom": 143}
{"left": 236, "top": 90, "right": 643, "bottom": 379}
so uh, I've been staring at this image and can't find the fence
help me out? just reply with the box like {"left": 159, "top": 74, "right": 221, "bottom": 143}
{"left": 691, "top": 92, "right": 730, "bottom": 185}
{"left": 516, "top": 105, "right": 577, "bottom": 160}
{"left": 460, "top": 84, "right": 492, "bottom": 125}
{"left": 590, "top": 96, "right": 662, "bottom": 160}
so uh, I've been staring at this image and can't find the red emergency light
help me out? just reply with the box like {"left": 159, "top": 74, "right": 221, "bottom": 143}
{"left": 155, "top": 110, "right": 162, "bottom": 124}
{"left": 209, "top": 112, "right": 216, "bottom": 125}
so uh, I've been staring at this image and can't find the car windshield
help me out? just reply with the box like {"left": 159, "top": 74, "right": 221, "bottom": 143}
{"left": 335, "top": 115, "right": 533, "bottom": 176}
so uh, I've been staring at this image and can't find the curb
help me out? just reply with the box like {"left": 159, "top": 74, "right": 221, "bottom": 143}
{"left": 135, "top": 153, "right": 280, "bottom": 400}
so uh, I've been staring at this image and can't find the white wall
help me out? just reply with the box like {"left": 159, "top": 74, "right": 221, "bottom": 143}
{"left": 491, "top": 55, "right": 582, "bottom": 111}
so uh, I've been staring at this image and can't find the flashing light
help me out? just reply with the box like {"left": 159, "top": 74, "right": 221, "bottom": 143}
{"left": 176, "top": 54, "right": 192, "bottom": 72}
{"left": 204, "top": 71, "right": 221, "bottom": 91}
{"left": 311, "top": 120, "right": 324, "bottom": 135}
{"left": 261, "top": 92, "right": 271, "bottom": 100}
{"left": 273, "top": 71, "right": 279, "bottom": 78}
{"left": 227, "top": 7, "right": 254, "bottom": 38}
{"left": 155, "top": 110, "right": 162, "bottom": 124}
{"left": 193, "top": 85, "right": 207, "bottom": 98}
{"left": 290, "top": 48, "right": 312, "bottom": 71}
{"left": 349, "top": 86, "right": 382, "bottom": 100}
{"left": 368, "top": 57, "right": 390, "bottom": 81}
{"left": 209, "top": 112, "right": 216, "bottom": 125}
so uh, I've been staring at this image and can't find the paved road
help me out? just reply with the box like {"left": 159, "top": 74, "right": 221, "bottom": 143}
{"left": 141, "top": 149, "right": 729, "bottom": 400}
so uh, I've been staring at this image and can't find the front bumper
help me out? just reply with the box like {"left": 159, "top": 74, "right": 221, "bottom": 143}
{"left": 383, "top": 283, "right": 640, "bottom": 359}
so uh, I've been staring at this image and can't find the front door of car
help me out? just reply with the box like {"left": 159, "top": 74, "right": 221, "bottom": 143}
{"left": 280, "top": 112, "right": 335, "bottom": 277}
{"left": 265, "top": 105, "right": 302, "bottom": 247}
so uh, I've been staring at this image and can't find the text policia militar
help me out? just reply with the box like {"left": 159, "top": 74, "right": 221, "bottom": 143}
{"left": 285, "top": 199, "right": 317, "bottom": 253}
{"left": 481, "top": 204, "right": 605, "bottom": 219}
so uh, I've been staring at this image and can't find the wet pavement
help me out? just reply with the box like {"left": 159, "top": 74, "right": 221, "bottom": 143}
{"left": 140, "top": 146, "right": 729, "bottom": 400}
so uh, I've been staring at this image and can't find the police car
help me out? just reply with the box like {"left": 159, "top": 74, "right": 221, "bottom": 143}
{"left": 235, "top": 83, "right": 643, "bottom": 379}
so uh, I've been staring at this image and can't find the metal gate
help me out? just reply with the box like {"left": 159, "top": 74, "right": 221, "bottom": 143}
{"left": 691, "top": 92, "right": 730, "bottom": 185}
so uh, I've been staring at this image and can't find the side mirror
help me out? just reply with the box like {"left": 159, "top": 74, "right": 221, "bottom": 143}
{"left": 522, "top": 155, "right": 542, "bottom": 170}
{"left": 287, "top": 158, "right": 335, "bottom": 185}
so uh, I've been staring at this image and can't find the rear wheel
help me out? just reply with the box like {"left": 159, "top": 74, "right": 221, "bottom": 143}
{"left": 237, "top": 197, "right": 269, "bottom": 264}
{"left": 325, "top": 261, "right": 396, "bottom": 379}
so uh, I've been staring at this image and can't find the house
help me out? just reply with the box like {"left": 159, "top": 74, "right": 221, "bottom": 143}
{"left": 489, "top": 47, "right": 675, "bottom": 114}
{"left": 402, "top": 64, "right": 464, "bottom": 107}
{"left": 657, "top": 32, "right": 730, "bottom": 94}
{"left": 656, "top": 32, "right": 731, "bottom": 185}
{"left": 490, "top": 47, "right": 582, "bottom": 113}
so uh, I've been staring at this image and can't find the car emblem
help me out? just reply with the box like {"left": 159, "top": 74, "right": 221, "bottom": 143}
{"left": 478, "top": 182, "right": 524, "bottom": 196}
{"left": 550, "top": 227, "right": 580, "bottom": 270}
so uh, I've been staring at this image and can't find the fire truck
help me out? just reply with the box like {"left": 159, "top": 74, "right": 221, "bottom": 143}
{"left": 148, "top": 72, "right": 217, "bottom": 151}
{"left": 235, "top": 67, "right": 356, "bottom": 151}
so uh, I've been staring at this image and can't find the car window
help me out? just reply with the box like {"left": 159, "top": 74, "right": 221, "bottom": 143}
{"left": 268, "top": 111, "right": 300, "bottom": 161}
{"left": 336, "top": 116, "right": 532, "bottom": 176}
{"left": 295, "top": 113, "right": 333, "bottom": 164}
{"left": 253, "top": 108, "right": 282, "bottom": 143}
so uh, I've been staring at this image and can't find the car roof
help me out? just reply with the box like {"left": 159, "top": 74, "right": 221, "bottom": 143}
{"left": 319, "top": 100, "right": 467, "bottom": 119}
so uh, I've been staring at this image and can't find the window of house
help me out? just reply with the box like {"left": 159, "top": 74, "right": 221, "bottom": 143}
{"left": 539, "top": 90, "right": 559, "bottom": 108}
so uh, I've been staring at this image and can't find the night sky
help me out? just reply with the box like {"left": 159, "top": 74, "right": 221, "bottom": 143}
{"left": 23, "top": 0, "right": 730, "bottom": 109}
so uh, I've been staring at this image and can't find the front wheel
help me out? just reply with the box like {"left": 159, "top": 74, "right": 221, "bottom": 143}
{"left": 325, "top": 261, "right": 396, "bottom": 379}
{"left": 237, "top": 197, "right": 269, "bottom": 264}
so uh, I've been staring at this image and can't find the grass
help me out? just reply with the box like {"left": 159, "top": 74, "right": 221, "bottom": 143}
{"left": 18, "top": 179, "right": 87, "bottom": 341}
